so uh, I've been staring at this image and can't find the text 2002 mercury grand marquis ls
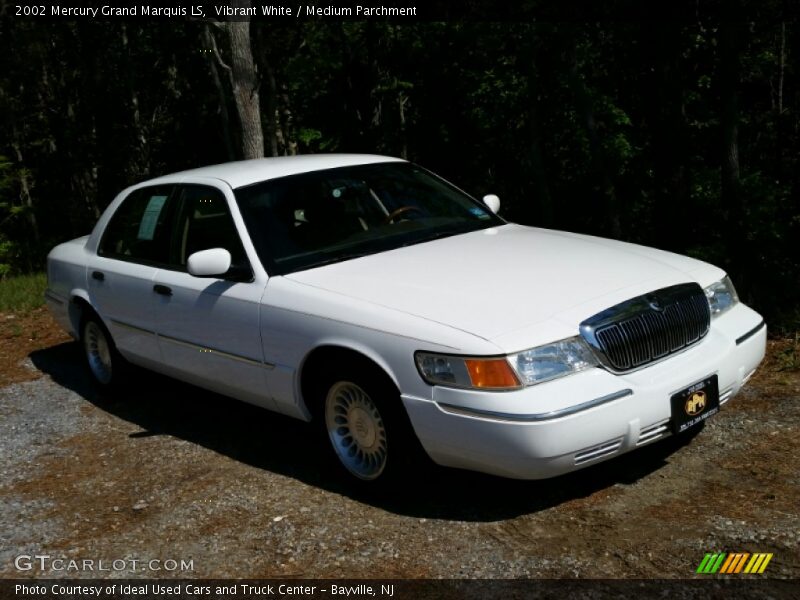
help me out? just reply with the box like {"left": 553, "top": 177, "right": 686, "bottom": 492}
{"left": 46, "top": 155, "right": 766, "bottom": 484}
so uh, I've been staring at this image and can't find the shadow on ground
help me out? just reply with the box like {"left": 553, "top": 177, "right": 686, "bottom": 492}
{"left": 29, "top": 341, "right": 700, "bottom": 522}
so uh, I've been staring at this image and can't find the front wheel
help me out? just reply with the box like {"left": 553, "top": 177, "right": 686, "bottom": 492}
{"left": 318, "top": 366, "right": 428, "bottom": 488}
{"left": 325, "top": 381, "right": 390, "bottom": 481}
{"left": 81, "top": 315, "right": 126, "bottom": 388}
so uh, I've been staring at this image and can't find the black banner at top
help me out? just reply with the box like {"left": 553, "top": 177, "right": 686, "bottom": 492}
{"left": 3, "top": 0, "right": 798, "bottom": 22}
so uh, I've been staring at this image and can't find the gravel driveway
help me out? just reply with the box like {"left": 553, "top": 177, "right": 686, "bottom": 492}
{"left": 1, "top": 334, "right": 798, "bottom": 579}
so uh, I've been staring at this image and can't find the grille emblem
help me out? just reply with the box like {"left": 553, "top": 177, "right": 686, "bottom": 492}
{"left": 646, "top": 294, "right": 664, "bottom": 312}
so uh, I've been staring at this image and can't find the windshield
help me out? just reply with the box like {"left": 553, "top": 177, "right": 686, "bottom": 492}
{"left": 234, "top": 162, "right": 503, "bottom": 274}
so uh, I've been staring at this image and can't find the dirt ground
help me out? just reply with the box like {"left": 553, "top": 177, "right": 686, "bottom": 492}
{"left": 1, "top": 310, "right": 798, "bottom": 579}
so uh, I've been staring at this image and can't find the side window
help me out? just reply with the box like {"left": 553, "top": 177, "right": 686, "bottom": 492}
{"left": 99, "top": 186, "right": 174, "bottom": 264}
{"left": 171, "top": 185, "right": 248, "bottom": 269}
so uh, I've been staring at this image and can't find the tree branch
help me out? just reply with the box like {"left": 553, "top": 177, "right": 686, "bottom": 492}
{"left": 206, "top": 25, "right": 232, "bottom": 74}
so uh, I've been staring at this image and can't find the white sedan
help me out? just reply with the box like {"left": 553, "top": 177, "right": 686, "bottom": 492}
{"left": 45, "top": 154, "right": 766, "bottom": 484}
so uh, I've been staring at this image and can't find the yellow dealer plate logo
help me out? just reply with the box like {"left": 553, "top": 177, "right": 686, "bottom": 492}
{"left": 685, "top": 391, "right": 707, "bottom": 416}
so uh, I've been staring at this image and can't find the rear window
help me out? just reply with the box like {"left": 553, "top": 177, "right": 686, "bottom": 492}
{"left": 98, "top": 186, "right": 174, "bottom": 265}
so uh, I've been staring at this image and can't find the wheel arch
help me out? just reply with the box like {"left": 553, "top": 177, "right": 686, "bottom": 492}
{"left": 298, "top": 342, "right": 401, "bottom": 419}
{"left": 68, "top": 289, "right": 95, "bottom": 335}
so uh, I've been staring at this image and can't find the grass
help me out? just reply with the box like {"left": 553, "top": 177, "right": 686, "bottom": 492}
{"left": 0, "top": 272, "right": 47, "bottom": 313}
{"left": 776, "top": 333, "right": 800, "bottom": 372}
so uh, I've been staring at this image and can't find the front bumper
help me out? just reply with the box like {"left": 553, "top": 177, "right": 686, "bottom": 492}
{"left": 401, "top": 303, "right": 766, "bottom": 479}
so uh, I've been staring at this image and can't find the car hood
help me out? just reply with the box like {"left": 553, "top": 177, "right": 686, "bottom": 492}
{"left": 284, "top": 224, "right": 723, "bottom": 351}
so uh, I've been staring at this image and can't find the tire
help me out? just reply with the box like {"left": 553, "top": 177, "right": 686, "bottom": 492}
{"left": 80, "top": 313, "right": 127, "bottom": 388}
{"left": 317, "top": 363, "right": 426, "bottom": 489}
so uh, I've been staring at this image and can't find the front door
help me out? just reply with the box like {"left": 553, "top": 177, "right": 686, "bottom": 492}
{"left": 151, "top": 184, "right": 273, "bottom": 408}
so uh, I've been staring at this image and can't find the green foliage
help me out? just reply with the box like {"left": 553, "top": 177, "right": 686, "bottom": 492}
{"left": 0, "top": 240, "right": 21, "bottom": 279}
{"left": 0, "top": 156, "right": 20, "bottom": 278}
{"left": 0, "top": 156, "right": 40, "bottom": 277}
{"left": 0, "top": 272, "right": 47, "bottom": 313}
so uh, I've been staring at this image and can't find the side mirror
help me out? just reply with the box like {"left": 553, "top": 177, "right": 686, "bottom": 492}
{"left": 482, "top": 194, "right": 501, "bottom": 214}
{"left": 187, "top": 248, "right": 232, "bottom": 278}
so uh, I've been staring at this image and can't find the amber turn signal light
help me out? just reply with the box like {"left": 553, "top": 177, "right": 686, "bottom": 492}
{"left": 464, "top": 358, "right": 521, "bottom": 389}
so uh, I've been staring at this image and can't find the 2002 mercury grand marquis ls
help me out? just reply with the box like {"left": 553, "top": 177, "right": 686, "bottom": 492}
{"left": 46, "top": 155, "right": 766, "bottom": 484}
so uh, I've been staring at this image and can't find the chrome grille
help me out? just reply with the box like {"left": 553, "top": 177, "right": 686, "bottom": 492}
{"left": 580, "top": 283, "right": 710, "bottom": 372}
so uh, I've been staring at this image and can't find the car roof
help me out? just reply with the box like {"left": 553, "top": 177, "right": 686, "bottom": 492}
{"left": 142, "top": 154, "right": 405, "bottom": 189}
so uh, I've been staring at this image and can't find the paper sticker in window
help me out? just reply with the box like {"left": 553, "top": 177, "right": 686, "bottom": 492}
{"left": 137, "top": 195, "right": 168, "bottom": 241}
{"left": 469, "top": 206, "right": 490, "bottom": 219}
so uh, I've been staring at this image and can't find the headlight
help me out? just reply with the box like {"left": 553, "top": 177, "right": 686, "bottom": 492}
{"left": 704, "top": 275, "right": 738, "bottom": 318}
{"left": 415, "top": 336, "right": 598, "bottom": 390}
{"left": 509, "top": 336, "right": 598, "bottom": 386}
{"left": 415, "top": 353, "right": 522, "bottom": 390}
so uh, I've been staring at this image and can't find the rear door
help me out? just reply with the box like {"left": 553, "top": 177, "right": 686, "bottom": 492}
{"left": 151, "top": 183, "right": 273, "bottom": 408}
{"left": 89, "top": 185, "right": 176, "bottom": 367}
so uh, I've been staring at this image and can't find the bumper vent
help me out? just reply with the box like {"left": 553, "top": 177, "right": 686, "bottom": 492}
{"left": 574, "top": 438, "right": 623, "bottom": 465}
{"left": 580, "top": 283, "right": 710, "bottom": 372}
{"left": 637, "top": 420, "right": 670, "bottom": 446}
{"left": 719, "top": 387, "right": 734, "bottom": 405}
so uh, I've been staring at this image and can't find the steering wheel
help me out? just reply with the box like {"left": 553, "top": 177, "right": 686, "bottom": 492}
{"left": 383, "top": 205, "right": 425, "bottom": 224}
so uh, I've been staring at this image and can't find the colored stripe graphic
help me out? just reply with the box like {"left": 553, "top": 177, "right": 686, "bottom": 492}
{"left": 744, "top": 553, "right": 773, "bottom": 574}
{"left": 720, "top": 553, "right": 750, "bottom": 573}
{"left": 697, "top": 553, "right": 727, "bottom": 574}
{"left": 699, "top": 552, "right": 773, "bottom": 574}
{"left": 720, "top": 554, "right": 736, "bottom": 573}
{"left": 696, "top": 554, "right": 713, "bottom": 573}
{"left": 733, "top": 553, "right": 750, "bottom": 573}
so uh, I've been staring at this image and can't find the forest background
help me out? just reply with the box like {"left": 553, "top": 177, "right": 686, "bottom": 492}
{"left": 1, "top": 8, "right": 798, "bottom": 330}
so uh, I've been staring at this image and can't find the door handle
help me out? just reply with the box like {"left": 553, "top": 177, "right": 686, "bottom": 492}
{"left": 153, "top": 284, "right": 172, "bottom": 296}
{"left": 91, "top": 270, "right": 105, "bottom": 281}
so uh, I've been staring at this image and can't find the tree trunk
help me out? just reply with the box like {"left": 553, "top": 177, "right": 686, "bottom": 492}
{"left": 719, "top": 20, "right": 744, "bottom": 233}
{"left": 525, "top": 44, "right": 554, "bottom": 227}
{"left": 264, "top": 62, "right": 280, "bottom": 156}
{"left": 718, "top": 18, "right": 748, "bottom": 294}
{"left": 203, "top": 26, "right": 236, "bottom": 161}
{"left": 228, "top": 16, "right": 264, "bottom": 159}
{"left": 778, "top": 21, "right": 786, "bottom": 116}
{"left": 566, "top": 39, "right": 622, "bottom": 238}
{"left": 211, "top": 1, "right": 264, "bottom": 160}
{"left": 398, "top": 91, "right": 408, "bottom": 160}
{"left": 649, "top": 22, "right": 690, "bottom": 251}
{"left": 121, "top": 24, "right": 149, "bottom": 178}
{"left": 775, "top": 21, "right": 786, "bottom": 178}
{"left": 279, "top": 81, "right": 298, "bottom": 155}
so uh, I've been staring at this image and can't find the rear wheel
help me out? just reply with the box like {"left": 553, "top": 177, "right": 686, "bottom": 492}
{"left": 81, "top": 315, "right": 126, "bottom": 388}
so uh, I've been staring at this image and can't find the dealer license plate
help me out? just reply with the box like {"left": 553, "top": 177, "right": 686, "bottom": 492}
{"left": 671, "top": 375, "right": 720, "bottom": 434}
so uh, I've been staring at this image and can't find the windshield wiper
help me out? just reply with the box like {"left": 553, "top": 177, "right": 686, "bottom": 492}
{"left": 298, "top": 225, "right": 477, "bottom": 270}
{"left": 303, "top": 250, "right": 375, "bottom": 270}
{"left": 401, "top": 226, "right": 469, "bottom": 247}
